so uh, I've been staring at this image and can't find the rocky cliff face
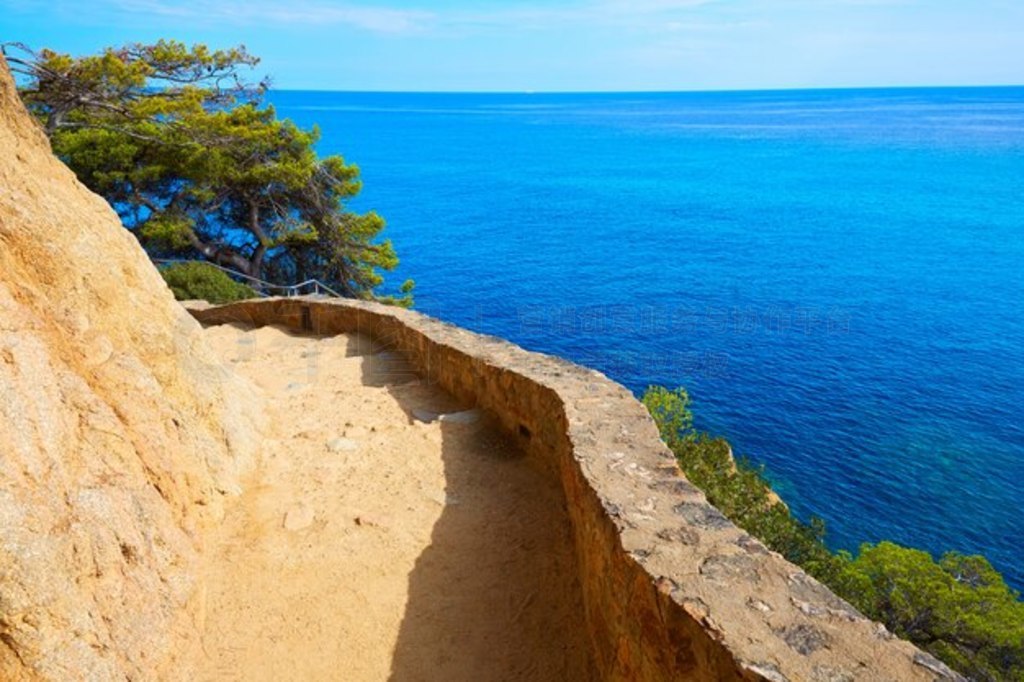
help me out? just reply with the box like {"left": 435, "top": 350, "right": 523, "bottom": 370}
{"left": 0, "top": 56, "right": 260, "bottom": 680}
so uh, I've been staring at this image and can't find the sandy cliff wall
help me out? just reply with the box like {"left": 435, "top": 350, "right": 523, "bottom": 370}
{"left": 0, "top": 57, "right": 260, "bottom": 679}
{"left": 191, "top": 298, "right": 965, "bottom": 682}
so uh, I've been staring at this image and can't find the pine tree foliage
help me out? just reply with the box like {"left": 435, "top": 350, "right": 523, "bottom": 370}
{"left": 4, "top": 40, "right": 412, "bottom": 304}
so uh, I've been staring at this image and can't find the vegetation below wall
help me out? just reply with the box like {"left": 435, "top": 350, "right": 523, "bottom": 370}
{"left": 159, "top": 261, "right": 256, "bottom": 304}
{"left": 643, "top": 386, "right": 1024, "bottom": 682}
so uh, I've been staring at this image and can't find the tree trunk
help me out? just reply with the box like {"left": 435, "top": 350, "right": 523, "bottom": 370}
{"left": 189, "top": 234, "right": 255, "bottom": 277}
{"left": 246, "top": 199, "right": 270, "bottom": 281}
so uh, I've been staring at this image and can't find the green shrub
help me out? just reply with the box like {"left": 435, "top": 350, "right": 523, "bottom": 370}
{"left": 643, "top": 385, "right": 1024, "bottom": 682}
{"left": 159, "top": 261, "right": 256, "bottom": 304}
{"left": 835, "top": 543, "right": 1024, "bottom": 681}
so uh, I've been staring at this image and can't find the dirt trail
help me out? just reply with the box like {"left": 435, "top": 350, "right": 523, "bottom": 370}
{"left": 196, "top": 324, "right": 594, "bottom": 681}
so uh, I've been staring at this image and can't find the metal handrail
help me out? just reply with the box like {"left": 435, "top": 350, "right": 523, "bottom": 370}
{"left": 153, "top": 258, "right": 345, "bottom": 299}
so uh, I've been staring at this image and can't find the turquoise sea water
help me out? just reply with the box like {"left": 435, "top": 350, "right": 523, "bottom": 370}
{"left": 270, "top": 88, "right": 1024, "bottom": 589}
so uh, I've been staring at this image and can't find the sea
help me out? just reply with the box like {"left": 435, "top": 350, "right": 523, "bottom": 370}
{"left": 269, "top": 87, "right": 1024, "bottom": 590}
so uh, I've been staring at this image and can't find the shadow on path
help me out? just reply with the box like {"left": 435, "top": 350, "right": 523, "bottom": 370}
{"left": 362, "top": 357, "right": 598, "bottom": 681}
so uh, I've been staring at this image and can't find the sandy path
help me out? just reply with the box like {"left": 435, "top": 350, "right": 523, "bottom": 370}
{"left": 195, "top": 324, "right": 594, "bottom": 681}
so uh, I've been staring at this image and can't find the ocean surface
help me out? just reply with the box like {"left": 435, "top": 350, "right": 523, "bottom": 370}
{"left": 269, "top": 88, "right": 1024, "bottom": 590}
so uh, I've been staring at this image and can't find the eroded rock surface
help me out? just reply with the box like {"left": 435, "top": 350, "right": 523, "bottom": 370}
{"left": 0, "top": 56, "right": 260, "bottom": 680}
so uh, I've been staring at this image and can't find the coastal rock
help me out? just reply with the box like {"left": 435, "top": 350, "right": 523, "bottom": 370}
{"left": 0, "top": 56, "right": 261, "bottom": 680}
{"left": 343, "top": 425, "right": 369, "bottom": 439}
{"left": 326, "top": 437, "right": 360, "bottom": 453}
{"left": 284, "top": 504, "right": 315, "bottom": 531}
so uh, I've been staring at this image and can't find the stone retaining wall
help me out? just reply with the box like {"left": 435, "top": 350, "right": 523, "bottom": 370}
{"left": 190, "top": 298, "right": 962, "bottom": 682}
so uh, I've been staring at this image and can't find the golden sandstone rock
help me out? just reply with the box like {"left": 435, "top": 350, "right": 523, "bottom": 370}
{"left": 0, "top": 56, "right": 259, "bottom": 680}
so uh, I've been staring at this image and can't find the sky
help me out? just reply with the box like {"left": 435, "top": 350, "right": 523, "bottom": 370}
{"left": 1, "top": 0, "right": 1023, "bottom": 92}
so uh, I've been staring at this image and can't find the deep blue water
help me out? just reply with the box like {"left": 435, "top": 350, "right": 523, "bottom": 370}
{"left": 270, "top": 88, "right": 1024, "bottom": 590}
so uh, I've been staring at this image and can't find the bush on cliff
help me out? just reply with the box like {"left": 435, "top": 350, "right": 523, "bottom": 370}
{"left": 160, "top": 261, "right": 256, "bottom": 304}
{"left": 643, "top": 385, "right": 1024, "bottom": 682}
{"left": 834, "top": 543, "right": 1024, "bottom": 682}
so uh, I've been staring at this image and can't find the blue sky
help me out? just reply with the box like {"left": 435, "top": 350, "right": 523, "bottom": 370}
{"left": 2, "top": 0, "right": 1022, "bottom": 91}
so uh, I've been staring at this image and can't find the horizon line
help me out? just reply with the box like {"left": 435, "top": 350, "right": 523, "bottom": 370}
{"left": 266, "top": 83, "right": 1024, "bottom": 96}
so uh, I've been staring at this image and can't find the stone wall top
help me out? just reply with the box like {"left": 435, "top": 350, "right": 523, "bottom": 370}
{"left": 189, "top": 297, "right": 963, "bottom": 682}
